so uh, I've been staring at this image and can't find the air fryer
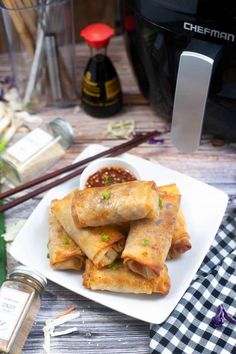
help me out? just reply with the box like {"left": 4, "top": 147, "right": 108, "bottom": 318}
{"left": 121, "top": 0, "right": 236, "bottom": 151}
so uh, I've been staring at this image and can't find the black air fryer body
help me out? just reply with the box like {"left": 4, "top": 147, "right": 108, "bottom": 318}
{"left": 122, "top": 0, "right": 236, "bottom": 141}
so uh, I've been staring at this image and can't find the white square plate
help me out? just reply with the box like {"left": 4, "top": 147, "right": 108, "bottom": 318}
{"left": 10, "top": 144, "right": 228, "bottom": 324}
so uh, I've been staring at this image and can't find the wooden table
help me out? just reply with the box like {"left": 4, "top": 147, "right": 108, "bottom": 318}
{"left": 2, "top": 36, "right": 236, "bottom": 353}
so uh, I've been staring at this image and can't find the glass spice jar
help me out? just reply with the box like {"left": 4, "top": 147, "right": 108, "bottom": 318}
{"left": 0, "top": 117, "right": 74, "bottom": 185}
{"left": 0, "top": 265, "right": 47, "bottom": 354}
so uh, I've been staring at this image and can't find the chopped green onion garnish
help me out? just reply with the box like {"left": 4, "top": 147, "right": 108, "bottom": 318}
{"left": 47, "top": 253, "right": 50, "bottom": 259}
{"left": 102, "top": 191, "right": 110, "bottom": 200}
{"left": 159, "top": 197, "right": 163, "bottom": 209}
{"left": 142, "top": 239, "right": 149, "bottom": 246}
{"left": 107, "top": 261, "right": 119, "bottom": 270}
{"left": 63, "top": 237, "right": 69, "bottom": 245}
{"left": 101, "top": 234, "right": 110, "bottom": 242}
{"left": 103, "top": 175, "right": 111, "bottom": 186}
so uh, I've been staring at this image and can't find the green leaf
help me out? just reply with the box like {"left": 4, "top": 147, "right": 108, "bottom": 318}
{"left": 0, "top": 198, "right": 6, "bottom": 284}
{"left": 0, "top": 137, "right": 9, "bottom": 154}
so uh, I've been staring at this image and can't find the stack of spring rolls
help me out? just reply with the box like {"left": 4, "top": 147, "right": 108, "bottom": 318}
{"left": 48, "top": 180, "right": 191, "bottom": 295}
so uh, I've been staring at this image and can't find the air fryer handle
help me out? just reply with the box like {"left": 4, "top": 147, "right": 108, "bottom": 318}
{"left": 171, "top": 41, "right": 222, "bottom": 152}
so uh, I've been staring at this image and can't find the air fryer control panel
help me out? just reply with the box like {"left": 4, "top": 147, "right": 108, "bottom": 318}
{"left": 133, "top": 0, "right": 236, "bottom": 37}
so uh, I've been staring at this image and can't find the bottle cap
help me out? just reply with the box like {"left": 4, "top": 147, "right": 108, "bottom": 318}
{"left": 80, "top": 23, "right": 115, "bottom": 49}
{"left": 49, "top": 117, "right": 74, "bottom": 149}
{"left": 9, "top": 265, "right": 47, "bottom": 290}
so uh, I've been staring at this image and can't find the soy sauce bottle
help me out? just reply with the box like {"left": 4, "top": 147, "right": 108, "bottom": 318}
{"left": 80, "top": 24, "right": 122, "bottom": 118}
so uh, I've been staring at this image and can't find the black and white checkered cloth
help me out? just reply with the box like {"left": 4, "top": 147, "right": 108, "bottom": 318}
{"left": 150, "top": 209, "right": 236, "bottom": 354}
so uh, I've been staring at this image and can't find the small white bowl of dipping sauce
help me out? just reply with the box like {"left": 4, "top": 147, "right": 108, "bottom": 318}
{"left": 80, "top": 157, "right": 141, "bottom": 189}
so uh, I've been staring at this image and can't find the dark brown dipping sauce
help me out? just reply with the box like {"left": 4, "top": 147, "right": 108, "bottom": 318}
{"left": 85, "top": 166, "right": 137, "bottom": 188}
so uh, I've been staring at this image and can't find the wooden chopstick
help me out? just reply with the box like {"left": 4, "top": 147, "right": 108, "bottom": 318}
{"left": 0, "top": 131, "right": 159, "bottom": 200}
{"left": 0, "top": 130, "right": 160, "bottom": 212}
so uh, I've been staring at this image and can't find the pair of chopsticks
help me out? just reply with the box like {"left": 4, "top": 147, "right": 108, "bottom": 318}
{"left": 0, "top": 130, "right": 161, "bottom": 213}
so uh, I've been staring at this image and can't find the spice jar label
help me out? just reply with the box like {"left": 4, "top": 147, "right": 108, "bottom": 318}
{"left": 0, "top": 287, "right": 29, "bottom": 341}
{"left": 7, "top": 128, "right": 53, "bottom": 163}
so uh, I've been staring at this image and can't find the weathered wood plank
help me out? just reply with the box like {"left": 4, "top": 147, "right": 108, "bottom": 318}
{"left": 23, "top": 280, "right": 150, "bottom": 354}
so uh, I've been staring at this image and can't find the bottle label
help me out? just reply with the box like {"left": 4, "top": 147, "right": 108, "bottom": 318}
{"left": 81, "top": 70, "right": 121, "bottom": 108}
{"left": 6, "top": 128, "right": 53, "bottom": 163}
{"left": 82, "top": 71, "right": 101, "bottom": 98}
{"left": 105, "top": 77, "right": 121, "bottom": 100}
{"left": 0, "top": 287, "right": 29, "bottom": 341}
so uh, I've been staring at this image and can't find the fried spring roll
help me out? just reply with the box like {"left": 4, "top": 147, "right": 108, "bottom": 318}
{"left": 158, "top": 184, "right": 191, "bottom": 259}
{"left": 70, "top": 225, "right": 125, "bottom": 268}
{"left": 83, "top": 259, "right": 170, "bottom": 295}
{"left": 72, "top": 180, "right": 159, "bottom": 228}
{"left": 122, "top": 192, "right": 180, "bottom": 279}
{"left": 51, "top": 190, "right": 79, "bottom": 237}
{"left": 48, "top": 208, "right": 85, "bottom": 270}
{"left": 51, "top": 193, "right": 125, "bottom": 268}
{"left": 52, "top": 258, "right": 84, "bottom": 270}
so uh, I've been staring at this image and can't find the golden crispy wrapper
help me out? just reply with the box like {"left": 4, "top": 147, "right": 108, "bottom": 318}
{"left": 51, "top": 192, "right": 125, "bottom": 268}
{"left": 122, "top": 192, "right": 180, "bottom": 279}
{"left": 48, "top": 207, "right": 85, "bottom": 270}
{"left": 52, "top": 258, "right": 85, "bottom": 271}
{"left": 83, "top": 259, "right": 170, "bottom": 295}
{"left": 72, "top": 180, "right": 159, "bottom": 228}
{"left": 51, "top": 190, "right": 80, "bottom": 237}
{"left": 158, "top": 184, "right": 191, "bottom": 259}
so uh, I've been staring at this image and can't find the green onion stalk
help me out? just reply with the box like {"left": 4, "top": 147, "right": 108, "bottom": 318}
{"left": 0, "top": 123, "right": 18, "bottom": 154}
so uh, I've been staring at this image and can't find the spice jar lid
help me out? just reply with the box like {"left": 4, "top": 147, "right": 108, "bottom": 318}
{"left": 9, "top": 265, "right": 47, "bottom": 289}
{"left": 49, "top": 117, "right": 74, "bottom": 149}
